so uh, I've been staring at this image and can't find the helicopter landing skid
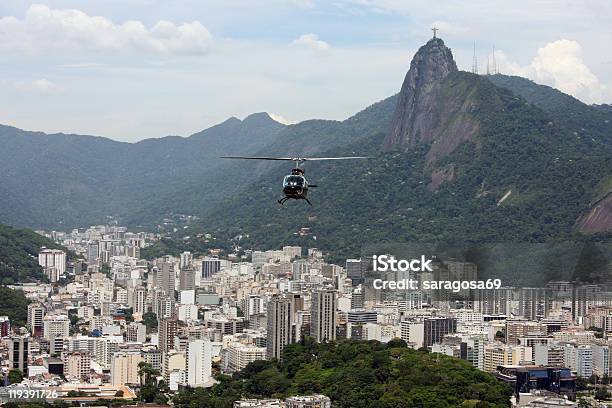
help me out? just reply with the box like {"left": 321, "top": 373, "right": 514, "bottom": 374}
{"left": 277, "top": 197, "right": 312, "bottom": 206}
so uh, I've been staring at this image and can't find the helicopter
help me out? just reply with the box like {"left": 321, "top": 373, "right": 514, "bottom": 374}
{"left": 221, "top": 156, "right": 371, "bottom": 205}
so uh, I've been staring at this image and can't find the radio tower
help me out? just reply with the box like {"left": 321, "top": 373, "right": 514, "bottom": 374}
{"left": 492, "top": 45, "right": 497, "bottom": 74}
{"left": 471, "top": 41, "right": 478, "bottom": 74}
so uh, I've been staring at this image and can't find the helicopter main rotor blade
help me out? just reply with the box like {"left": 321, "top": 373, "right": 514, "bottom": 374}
{"left": 300, "top": 156, "right": 372, "bottom": 161}
{"left": 220, "top": 156, "right": 297, "bottom": 161}
{"left": 220, "top": 156, "right": 372, "bottom": 161}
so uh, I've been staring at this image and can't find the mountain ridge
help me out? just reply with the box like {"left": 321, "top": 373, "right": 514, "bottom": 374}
{"left": 385, "top": 37, "right": 460, "bottom": 156}
{"left": 0, "top": 112, "right": 287, "bottom": 228}
{"left": 0, "top": 38, "right": 610, "bottom": 247}
{"left": 189, "top": 38, "right": 611, "bottom": 259}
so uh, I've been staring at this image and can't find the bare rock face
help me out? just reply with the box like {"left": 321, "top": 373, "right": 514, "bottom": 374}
{"left": 576, "top": 190, "right": 612, "bottom": 234}
{"left": 428, "top": 164, "right": 455, "bottom": 191}
{"left": 384, "top": 37, "right": 476, "bottom": 164}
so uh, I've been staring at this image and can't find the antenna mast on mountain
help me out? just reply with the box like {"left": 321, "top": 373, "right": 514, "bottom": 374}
{"left": 492, "top": 45, "right": 497, "bottom": 74}
{"left": 471, "top": 41, "right": 478, "bottom": 74}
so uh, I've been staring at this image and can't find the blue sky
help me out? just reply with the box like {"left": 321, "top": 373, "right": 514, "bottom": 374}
{"left": 1, "top": 0, "right": 611, "bottom": 141}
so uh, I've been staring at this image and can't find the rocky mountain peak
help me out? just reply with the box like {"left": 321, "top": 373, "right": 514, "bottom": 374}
{"left": 383, "top": 37, "right": 465, "bottom": 156}
{"left": 402, "top": 37, "right": 457, "bottom": 90}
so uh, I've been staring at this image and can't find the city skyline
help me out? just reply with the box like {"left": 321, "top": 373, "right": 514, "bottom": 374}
{"left": 1, "top": 223, "right": 610, "bottom": 405}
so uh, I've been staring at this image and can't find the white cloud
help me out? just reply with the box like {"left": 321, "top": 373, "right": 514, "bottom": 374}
{"left": 29, "top": 78, "right": 63, "bottom": 93}
{"left": 0, "top": 4, "right": 212, "bottom": 55}
{"left": 530, "top": 40, "right": 605, "bottom": 102}
{"left": 291, "top": 0, "right": 316, "bottom": 9}
{"left": 495, "top": 40, "right": 607, "bottom": 103}
{"left": 491, "top": 50, "right": 529, "bottom": 76}
{"left": 292, "top": 33, "right": 331, "bottom": 52}
{"left": 0, "top": 78, "right": 63, "bottom": 93}
{"left": 268, "top": 113, "right": 296, "bottom": 125}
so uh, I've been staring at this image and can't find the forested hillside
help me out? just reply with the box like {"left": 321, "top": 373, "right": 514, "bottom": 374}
{"left": 200, "top": 70, "right": 610, "bottom": 262}
{"left": 0, "top": 38, "right": 610, "bottom": 258}
{"left": 0, "top": 223, "right": 64, "bottom": 283}
{"left": 0, "top": 113, "right": 286, "bottom": 228}
{"left": 173, "top": 339, "right": 512, "bottom": 408}
{"left": 0, "top": 286, "right": 30, "bottom": 327}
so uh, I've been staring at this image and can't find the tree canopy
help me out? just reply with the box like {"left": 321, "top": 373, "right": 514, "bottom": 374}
{"left": 173, "top": 338, "right": 512, "bottom": 408}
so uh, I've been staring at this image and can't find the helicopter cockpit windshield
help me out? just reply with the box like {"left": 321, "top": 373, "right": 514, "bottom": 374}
{"left": 283, "top": 175, "right": 305, "bottom": 188}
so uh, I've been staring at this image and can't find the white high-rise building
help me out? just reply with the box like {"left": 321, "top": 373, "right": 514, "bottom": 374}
{"left": 398, "top": 292, "right": 424, "bottom": 312}
{"left": 400, "top": 319, "right": 425, "bottom": 349}
{"left": 63, "top": 351, "right": 91, "bottom": 380}
{"left": 178, "top": 304, "right": 198, "bottom": 321}
{"left": 282, "top": 246, "right": 302, "bottom": 259}
{"left": 285, "top": 395, "right": 332, "bottom": 408}
{"left": 27, "top": 303, "right": 45, "bottom": 337}
{"left": 180, "top": 251, "right": 193, "bottom": 268}
{"left": 187, "top": 339, "right": 212, "bottom": 386}
{"left": 202, "top": 258, "right": 221, "bottom": 279}
{"left": 126, "top": 322, "right": 147, "bottom": 343}
{"left": 8, "top": 335, "right": 29, "bottom": 372}
{"left": 311, "top": 290, "right": 337, "bottom": 343}
{"left": 179, "top": 266, "right": 196, "bottom": 291}
{"left": 484, "top": 345, "right": 533, "bottom": 373}
{"left": 38, "top": 248, "right": 66, "bottom": 275}
{"left": 593, "top": 344, "right": 610, "bottom": 376}
{"left": 43, "top": 315, "right": 70, "bottom": 340}
{"left": 45, "top": 267, "right": 61, "bottom": 283}
{"left": 251, "top": 251, "right": 268, "bottom": 268}
{"left": 242, "top": 294, "right": 265, "bottom": 318}
{"left": 158, "top": 262, "right": 176, "bottom": 298}
{"left": 110, "top": 351, "right": 143, "bottom": 386}
{"left": 227, "top": 344, "right": 267, "bottom": 372}
{"left": 565, "top": 344, "right": 594, "bottom": 378}
{"left": 266, "top": 296, "right": 294, "bottom": 360}
{"left": 131, "top": 287, "right": 147, "bottom": 315}
{"left": 115, "top": 287, "right": 128, "bottom": 304}
{"left": 87, "top": 243, "right": 99, "bottom": 264}
{"left": 179, "top": 289, "right": 196, "bottom": 305}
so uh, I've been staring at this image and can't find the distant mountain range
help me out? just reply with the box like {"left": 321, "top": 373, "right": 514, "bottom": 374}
{"left": 0, "top": 111, "right": 287, "bottom": 227}
{"left": 0, "top": 37, "right": 610, "bottom": 260}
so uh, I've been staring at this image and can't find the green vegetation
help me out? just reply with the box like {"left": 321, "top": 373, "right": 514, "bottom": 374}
{"left": 68, "top": 309, "right": 85, "bottom": 335}
{"left": 487, "top": 74, "right": 612, "bottom": 148}
{"left": 8, "top": 369, "right": 24, "bottom": 384}
{"left": 0, "top": 286, "right": 30, "bottom": 327}
{"left": 595, "top": 387, "right": 610, "bottom": 401}
{"left": 173, "top": 339, "right": 512, "bottom": 408}
{"left": 138, "top": 362, "right": 168, "bottom": 404}
{"left": 196, "top": 72, "right": 611, "bottom": 283}
{"left": 0, "top": 71, "right": 610, "bottom": 287}
{"left": 0, "top": 224, "right": 65, "bottom": 283}
{"left": 140, "top": 238, "right": 206, "bottom": 259}
{"left": 0, "top": 113, "right": 286, "bottom": 229}
{"left": 142, "top": 311, "right": 158, "bottom": 331}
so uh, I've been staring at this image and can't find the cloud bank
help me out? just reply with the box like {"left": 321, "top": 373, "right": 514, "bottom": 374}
{"left": 0, "top": 4, "right": 212, "bottom": 55}
{"left": 496, "top": 39, "right": 607, "bottom": 103}
{"left": 292, "top": 33, "right": 331, "bottom": 52}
